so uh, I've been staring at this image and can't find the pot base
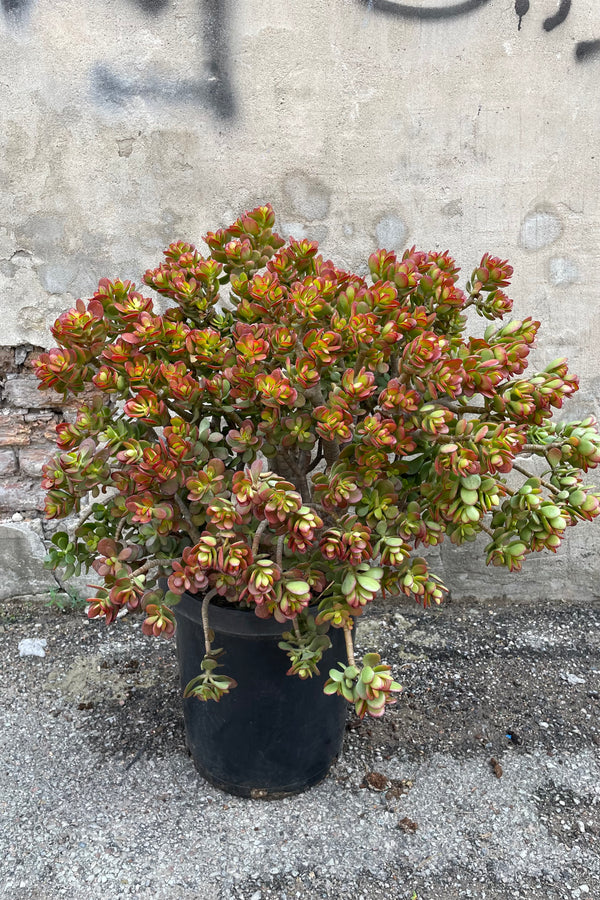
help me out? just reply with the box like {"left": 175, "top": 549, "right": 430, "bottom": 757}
{"left": 187, "top": 750, "right": 336, "bottom": 799}
{"left": 174, "top": 592, "right": 348, "bottom": 798}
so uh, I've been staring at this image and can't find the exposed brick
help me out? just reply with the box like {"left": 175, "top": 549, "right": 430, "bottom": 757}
{"left": 0, "top": 414, "right": 31, "bottom": 447}
{"left": 24, "top": 411, "right": 56, "bottom": 424}
{"left": 23, "top": 347, "right": 45, "bottom": 370}
{"left": 0, "top": 479, "right": 45, "bottom": 513}
{"left": 0, "top": 348, "right": 15, "bottom": 376}
{"left": 3, "top": 374, "right": 66, "bottom": 410}
{"left": 19, "top": 444, "right": 53, "bottom": 477}
{"left": 0, "top": 522, "right": 55, "bottom": 600}
{"left": 0, "top": 448, "right": 17, "bottom": 476}
{"left": 43, "top": 422, "right": 60, "bottom": 442}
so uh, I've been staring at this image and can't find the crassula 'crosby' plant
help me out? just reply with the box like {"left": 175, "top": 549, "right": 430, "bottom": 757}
{"left": 34, "top": 204, "right": 600, "bottom": 718}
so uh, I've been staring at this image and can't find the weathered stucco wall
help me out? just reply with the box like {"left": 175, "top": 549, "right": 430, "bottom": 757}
{"left": 1, "top": 0, "right": 599, "bottom": 598}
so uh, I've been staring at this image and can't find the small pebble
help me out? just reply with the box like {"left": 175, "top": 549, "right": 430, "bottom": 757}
{"left": 18, "top": 638, "right": 47, "bottom": 658}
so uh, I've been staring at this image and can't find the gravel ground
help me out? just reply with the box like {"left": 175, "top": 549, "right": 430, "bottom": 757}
{"left": 1, "top": 591, "right": 600, "bottom": 900}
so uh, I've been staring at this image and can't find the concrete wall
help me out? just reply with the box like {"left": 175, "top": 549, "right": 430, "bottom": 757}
{"left": 1, "top": 0, "right": 599, "bottom": 599}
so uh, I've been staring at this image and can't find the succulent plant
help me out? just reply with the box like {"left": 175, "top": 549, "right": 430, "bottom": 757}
{"left": 34, "top": 204, "right": 600, "bottom": 717}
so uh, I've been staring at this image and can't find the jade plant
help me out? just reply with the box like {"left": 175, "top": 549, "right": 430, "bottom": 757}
{"left": 34, "top": 204, "right": 600, "bottom": 719}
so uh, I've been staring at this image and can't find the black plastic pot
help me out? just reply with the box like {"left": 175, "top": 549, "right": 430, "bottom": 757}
{"left": 173, "top": 592, "right": 348, "bottom": 798}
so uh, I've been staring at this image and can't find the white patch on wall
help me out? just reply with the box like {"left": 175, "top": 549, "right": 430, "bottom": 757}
{"left": 280, "top": 222, "right": 329, "bottom": 245}
{"left": 549, "top": 256, "right": 581, "bottom": 286}
{"left": 283, "top": 174, "right": 330, "bottom": 221}
{"left": 520, "top": 210, "right": 563, "bottom": 252}
{"left": 374, "top": 213, "right": 407, "bottom": 251}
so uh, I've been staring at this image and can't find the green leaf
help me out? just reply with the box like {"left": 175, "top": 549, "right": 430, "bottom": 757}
{"left": 507, "top": 542, "right": 527, "bottom": 556}
{"left": 355, "top": 575, "right": 380, "bottom": 593}
{"left": 465, "top": 506, "right": 480, "bottom": 523}
{"left": 547, "top": 447, "right": 563, "bottom": 466}
{"left": 341, "top": 683, "right": 355, "bottom": 703}
{"left": 341, "top": 572, "right": 356, "bottom": 595}
{"left": 285, "top": 580, "right": 310, "bottom": 596}
{"left": 539, "top": 504, "right": 561, "bottom": 520}
{"left": 363, "top": 652, "right": 381, "bottom": 668}
{"left": 361, "top": 665, "right": 375, "bottom": 684}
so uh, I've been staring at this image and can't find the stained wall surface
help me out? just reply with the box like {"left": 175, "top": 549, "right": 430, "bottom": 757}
{"left": 1, "top": 0, "right": 599, "bottom": 598}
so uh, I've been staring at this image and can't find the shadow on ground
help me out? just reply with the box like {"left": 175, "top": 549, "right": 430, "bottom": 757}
{"left": 1, "top": 592, "right": 599, "bottom": 899}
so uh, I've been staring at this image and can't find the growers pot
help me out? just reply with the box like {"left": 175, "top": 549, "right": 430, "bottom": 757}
{"left": 174, "top": 591, "right": 348, "bottom": 798}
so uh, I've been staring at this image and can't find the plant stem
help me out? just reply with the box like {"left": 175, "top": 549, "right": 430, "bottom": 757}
{"left": 115, "top": 515, "right": 126, "bottom": 542}
{"left": 322, "top": 438, "right": 340, "bottom": 467}
{"left": 353, "top": 350, "right": 367, "bottom": 376}
{"left": 131, "top": 557, "right": 178, "bottom": 578}
{"left": 175, "top": 493, "right": 202, "bottom": 544}
{"left": 293, "top": 618, "right": 302, "bottom": 641}
{"left": 202, "top": 588, "right": 218, "bottom": 655}
{"left": 252, "top": 520, "right": 269, "bottom": 556}
{"left": 512, "top": 461, "right": 561, "bottom": 495}
{"left": 521, "top": 443, "right": 563, "bottom": 453}
{"left": 437, "top": 401, "right": 488, "bottom": 416}
{"left": 75, "top": 504, "right": 96, "bottom": 530}
{"left": 305, "top": 439, "right": 324, "bottom": 473}
{"left": 480, "top": 523, "right": 495, "bottom": 538}
{"left": 276, "top": 534, "right": 285, "bottom": 569}
{"left": 343, "top": 624, "right": 355, "bottom": 667}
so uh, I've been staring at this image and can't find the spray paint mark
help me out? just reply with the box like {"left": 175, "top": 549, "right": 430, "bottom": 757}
{"left": 543, "top": 0, "right": 571, "bottom": 32}
{"left": 514, "top": 0, "right": 530, "bottom": 31}
{"left": 1, "top": 0, "right": 31, "bottom": 17}
{"left": 359, "top": 0, "right": 491, "bottom": 20}
{"left": 576, "top": 40, "right": 600, "bottom": 62}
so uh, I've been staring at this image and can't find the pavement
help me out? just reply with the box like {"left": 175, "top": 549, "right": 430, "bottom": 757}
{"left": 1, "top": 590, "right": 600, "bottom": 900}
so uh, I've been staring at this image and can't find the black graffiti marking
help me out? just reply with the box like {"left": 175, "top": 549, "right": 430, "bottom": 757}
{"left": 1, "top": 0, "right": 30, "bottom": 16}
{"left": 576, "top": 39, "right": 600, "bottom": 61}
{"left": 2, "top": 0, "right": 236, "bottom": 116}
{"left": 512, "top": 1, "right": 600, "bottom": 64}
{"left": 201, "top": 0, "right": 235, "bottom": 117}
{"left": 130, "top": 0, "right": 169, "bottom": 13}
{"left": 514, "top": 0, "right": 530, "bottom": 31}
{"left": 93, "top": 0, "right": 235, "bottom": 117}
{"left": 92, "top": 63, "right": 235, "bottom": 118}
{"left": 543, "top": 0, "right": 571, "bottom": 32}
{"left": 360, "top": 0, "right": 491, "bottom": 20}
{"left": 98, "top": 0, "right": 235, "bottom": 117}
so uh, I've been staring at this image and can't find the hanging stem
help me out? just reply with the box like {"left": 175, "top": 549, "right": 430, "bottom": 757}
{"left": 202, "top": 588, "right": 218, "bottom": 655}
{"left": 343, "top": 624, "right": 356, "bottom": 667}
{"left": 293, "top": 618, "right": 302, "bottom": 641}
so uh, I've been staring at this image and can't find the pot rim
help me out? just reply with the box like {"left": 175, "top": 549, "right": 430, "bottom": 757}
{"left": 173, "top": 590, "right": 320, "bottom": 638}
